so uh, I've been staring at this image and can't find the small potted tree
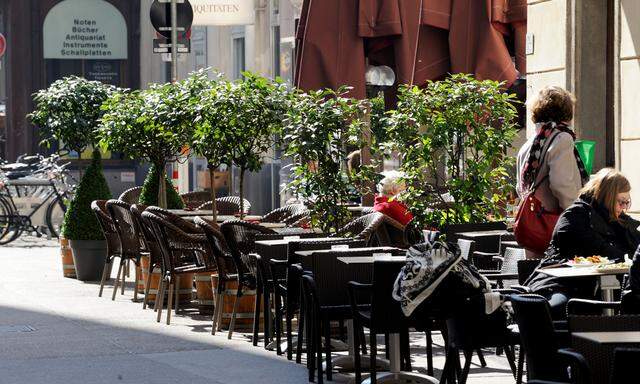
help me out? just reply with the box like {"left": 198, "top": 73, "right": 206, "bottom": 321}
{"left": 196, "top": 72, "right": 290, "bottom": 218}
{"left": 284, "top": 87, "right": 375, "bottom": 233}
{"left": 190, "top": 72, "right": 228, "bottom": 221}
{"left": 99, "top": 80, "right": 195, "bottom": 208}
{"left": 384, "top": 74, "right": 519, "bottom": 231}
{"left": 29, "top": 76, "right": 115, "bottom": 280}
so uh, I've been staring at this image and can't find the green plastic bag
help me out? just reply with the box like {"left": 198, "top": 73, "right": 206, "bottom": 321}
{"left": 575, "top": 140, "right": 596, "bottom": 175}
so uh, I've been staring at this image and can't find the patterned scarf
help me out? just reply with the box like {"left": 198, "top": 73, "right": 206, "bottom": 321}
{"left": 520, "top": 121, "right": 590, "bottom": 192}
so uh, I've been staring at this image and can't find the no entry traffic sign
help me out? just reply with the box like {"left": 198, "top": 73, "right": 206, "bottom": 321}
{"left": 150, "top": 0, "right": 194, "bottom": 38}
{"left": 0, "top": 33, "right": 6, "bottom": 58}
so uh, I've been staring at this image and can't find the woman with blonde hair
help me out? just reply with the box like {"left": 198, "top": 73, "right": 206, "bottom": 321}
{"left": 516, "top": 86, "right": 590, "bottom": 257}
{"left": 524, "top": 168, "right": 640, "bottom": 318}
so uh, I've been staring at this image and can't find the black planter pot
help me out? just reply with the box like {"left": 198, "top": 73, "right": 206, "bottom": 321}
{"left": 69, "top": 240, "right": 108, "bottom": 281}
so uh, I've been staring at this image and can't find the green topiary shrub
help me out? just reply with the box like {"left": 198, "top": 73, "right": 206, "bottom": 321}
{"left": 139, "top": 164, "right": 184, "bottom": 209}
{"left": 61, "top": 150, "right": 112, "bottom": 240}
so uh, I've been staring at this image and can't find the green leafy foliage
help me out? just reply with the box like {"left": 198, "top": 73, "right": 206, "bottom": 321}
{"left": 284, "top": 87, "right": 375, "bottom": 233}
{"left": 61, "top": 150, "right": 112, "bottom": 240}
{"left": 99, "top": 77, "right": 198, "bottom": 206}
{"left": 385, "top": 74, "right": 519, "bottom": 229}
{"left": 139, "top": 164, "right": 184, "bottom": 209}
{"left": 194, "top": 72, "right": 291, "bottom": 215}
{"left": 29, "top": 76, "right": 116, "bottom": 153}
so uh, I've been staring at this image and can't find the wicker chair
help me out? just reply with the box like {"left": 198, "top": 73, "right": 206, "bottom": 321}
{"left": 219, "top": 220, "right": 276, "bottom": 338}
{"left": 141, "top": 210, "right": 215, "bottom": 325}
{"left": 332, "top": 212, "right": 386, "bottom": 246}
{"left": 194, "top": 217, "right": 255, "bottom": 336}
{"left": 118, "top": 186, "right": 143, "bottom": 205}
{"left": 180, "top": 191, "right": 211, "bottom": 210}
{"left": 197, "top": 196, "right": 251, "bottom": 215}
{"left": 130, "top": 204, "right": 164, "bottom": 310}
{"left": 262, "top": 204, "right": 310, "bottom": 226}
{"left": 105, "top": 200, "right": 144, "bottom": 302}
{"left": 92, "top": 200, "right": 123, "bottom": 299}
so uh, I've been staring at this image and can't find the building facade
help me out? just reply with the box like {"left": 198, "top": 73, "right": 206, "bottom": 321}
{"left": 526, "top": 0, "right": 640, "bottom": 215}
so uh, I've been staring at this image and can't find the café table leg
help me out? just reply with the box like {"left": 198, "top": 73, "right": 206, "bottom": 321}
{"left": 329, "top": 320, "right": 389, "bottom": 372}
{"left": 360, "top": 333, "right": 439, "bottom": 384}
{"left": 600, "top": 275, "right": 620, "bottom": 316}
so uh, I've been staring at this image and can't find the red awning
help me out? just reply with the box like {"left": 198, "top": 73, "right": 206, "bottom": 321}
{"left": 295, "top": 0, "right": 527, "bottom": 98}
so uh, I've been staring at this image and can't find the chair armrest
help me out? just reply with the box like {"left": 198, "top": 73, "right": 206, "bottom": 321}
{"left": 347, "top": 281, "right": 373, "bottom": 318}
{"left": 482, "top": 272, "right": 520, "bottom": 281}
{"left": 567, "top": 298, "right": 621, "bottom": 315}
{"left": 557, "top": 349, "right": 592, "bottom": 384}
{"left": 509, "top": 285, "right": 531, "bottom": 293}
{"left": 472, "top": 251, "right": 501, "bottom": 270}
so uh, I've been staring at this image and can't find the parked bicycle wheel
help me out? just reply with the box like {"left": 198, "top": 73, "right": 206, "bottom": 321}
{"left": 46, "top": 195, "right": 66, "bottom": 238}
{"left": 0, "top": 196, "right": 12, "bottom": 241}
{"left": 0, "top": 196, "right": 21, "bottom": 245}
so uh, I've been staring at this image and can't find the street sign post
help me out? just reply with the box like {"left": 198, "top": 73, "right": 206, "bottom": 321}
{"left": 150, "top": 0, "right": 193, "bottom": 82}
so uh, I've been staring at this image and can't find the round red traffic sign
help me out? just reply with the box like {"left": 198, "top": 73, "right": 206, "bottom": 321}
{"left": 0, "top": 33, "right": 6, "bottom": 58}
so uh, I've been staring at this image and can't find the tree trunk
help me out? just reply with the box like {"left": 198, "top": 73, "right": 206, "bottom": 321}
{"left": 208, "top": 165, "right": 217, "bottom": 222}
{"left": 157, "top": 162, "right": 167, "bottom": 209}
{"left": 239, "top": 167, "right": 245, "bottom": 220}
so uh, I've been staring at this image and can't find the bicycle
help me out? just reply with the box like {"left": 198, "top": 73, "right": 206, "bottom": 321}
{"left": 0, "top": 154, "right": 76, "bottom": 245}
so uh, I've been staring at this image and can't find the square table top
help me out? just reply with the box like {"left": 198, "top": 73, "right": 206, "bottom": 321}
{"left": 538, "top": 266, "right": 629, "bottom": 278}
{"left": 573, "top": 331, "right": 640, "bottom": 344}
{"left": 338, "top": 255, "right": 407, "bottom": 265}
{"left": 255, "top": 236, "right": 337, "bottom": 247}
{"left": 295, "top": 246, "right": 401, "bottom": 257}
{"left": 456, "top": 229, "right": 511, "bottom": 237}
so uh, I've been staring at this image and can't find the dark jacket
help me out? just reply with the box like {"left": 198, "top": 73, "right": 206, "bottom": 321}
{"left": 526, "top": 195, "right": 640, "bottom": 295}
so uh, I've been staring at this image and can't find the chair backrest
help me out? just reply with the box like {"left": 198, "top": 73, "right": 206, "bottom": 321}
{"left": 91, "top": 200, "right": 121, "bottom": 256}
{"left": 144, "top": 205, "right": 201, "bottom": 233}
{"left": 141, "top": 211, "right": 211, "bottom": 273}
{"left": 568, "top": 314, "right": 640, "bottom": 333}
{"left": 220, "top": 220, "right": 277, "bottom": 277}
{"left": 518, "top": 258, "right": 541, "bottom": 284}
{"left": 194, "top": 216, "right": 233, "bottom": 277}
{"left": 457, "top": 238, "right": 475, "bottom": 260}
{"left": 621, "top": 290, "right": 640, "bottom": 314}
{"left": 118, "top": 186, "right": 142, "bottom": 205}
{"left": 197, "top": 196, "right": 251, "bottom": 215}
{"left": 105, "top": 199, "right": 143, "bottom": 259}
{"left": 500, "top": 247, "right": 525, "bottom": 274}
{"left": 370, "top": 259, "right": 408, "bottom": 333}
{"left": 300, "top": 248, "right": 403, "bottom": 307}
{"left": 611, "top": 348, "right": 640, "bottom": 384}
{"left": 334, "top": 212, "right": 386, "bottom": 246}
{"left": 262, "top": 204, "right": 309, "bottom": 224}
{"left": 380, "top": 215, "right": 409, "bottom": 248}
{"left": 180, "top": 191, "right": 211, "bottom": 210}
{"left": 511, "top": 294, "right": 565, "bottom": 381}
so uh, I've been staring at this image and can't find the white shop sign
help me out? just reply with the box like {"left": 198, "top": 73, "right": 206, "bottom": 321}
{"left": 191, "top": 0, "right": 255, "bottom": 26}
{"left": 43, "top": 0, "right": 128, "bottom": 60}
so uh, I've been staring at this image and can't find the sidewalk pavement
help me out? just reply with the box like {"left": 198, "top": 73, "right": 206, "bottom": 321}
{"left": 0, "top": 237, "right": 517, "bottom": 384}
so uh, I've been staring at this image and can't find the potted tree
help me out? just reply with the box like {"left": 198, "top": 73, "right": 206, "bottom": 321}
{"left": 99, "top": 80, "right": 195, "bottom": 208}
{"left": 283, "top": 87, "right": 375, "bottom": 233}
{"left": 196, "top": 72, "right": 290, "bottom": 218}
{"left": 384, "top": 74, "right": 519, "bottom": 231}
{"left": 190, "top": 71, "right": 228, "bottom": 221}
{"left": 29, "top": 76, "right": 115, "bottom": 281}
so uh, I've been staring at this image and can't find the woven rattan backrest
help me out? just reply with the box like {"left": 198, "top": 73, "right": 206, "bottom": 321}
{"left": 106, "top": 199, "right": 142, "bottom": 259}
{"left": 180, "top": 191, "right": 211, "bottom": 210}
{"left": 91, "top": 200, "right": 121, "bottom": 256}
{"left": 334, "top": 212, "right": 386, "bottom": 246}
{"left": 194, "top": 217, "right": 233, "bottom": 277}
{"left": 118, "top": 186, "right": 142, "bottom": 205}
{"left": 141, "top": 211, "right": 211, "bottom": 272}
{"left": 220, "top": 220, "right": 277, "bottom": 276}
{"left": 501, "top": 247, "right": 525, "bottom": 274}
{"left": 196, "top": 196, "right": 252, "bottom": 215}
{"left": 457, "top": 239, "right": 475, "bottom": 260}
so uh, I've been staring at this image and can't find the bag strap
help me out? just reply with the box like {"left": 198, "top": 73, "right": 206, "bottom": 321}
{"left": 529, "top": 131, "right": 563, "bottom": 193}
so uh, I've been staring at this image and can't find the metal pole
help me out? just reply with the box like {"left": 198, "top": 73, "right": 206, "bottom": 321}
{"left": 170, "top": 0, "right": 178, "bottom": 83}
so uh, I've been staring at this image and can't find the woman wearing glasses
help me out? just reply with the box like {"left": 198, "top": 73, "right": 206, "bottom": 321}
{"left": 524, "top": 168, "right": 640, "bottom": 318}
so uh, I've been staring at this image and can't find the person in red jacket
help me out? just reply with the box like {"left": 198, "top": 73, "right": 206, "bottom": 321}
{"left": 373, "top": 171, "right": 413, "bottom": 225}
